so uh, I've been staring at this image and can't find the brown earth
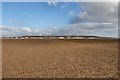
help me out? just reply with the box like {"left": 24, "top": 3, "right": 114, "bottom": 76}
{"left": 2, "top": 39, "right": 118, "bottom": 78}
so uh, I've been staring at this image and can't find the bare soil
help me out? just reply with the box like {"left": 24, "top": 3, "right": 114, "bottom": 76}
{"left": 2, "top": 39, "right": 118, "bottom": 78}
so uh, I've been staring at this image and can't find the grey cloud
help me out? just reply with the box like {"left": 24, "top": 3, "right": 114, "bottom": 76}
{"left": 68, "top": 2, "right": 118, "bottom": 37}
{"left": 70, "top": 2, "right": 118, "bottom": 24}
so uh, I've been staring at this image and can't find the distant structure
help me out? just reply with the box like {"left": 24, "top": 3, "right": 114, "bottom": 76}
{"left": 2, "top": 36, "right": 115, "bottom": 39}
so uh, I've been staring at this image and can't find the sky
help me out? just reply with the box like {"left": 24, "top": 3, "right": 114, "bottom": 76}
{"left": 0, "top": 2, "right": 118, "bottom": 37}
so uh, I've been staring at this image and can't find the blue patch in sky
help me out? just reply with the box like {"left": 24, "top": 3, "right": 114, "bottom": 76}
{"left": 2, "top": 2, "right": 82, "bottom": 29}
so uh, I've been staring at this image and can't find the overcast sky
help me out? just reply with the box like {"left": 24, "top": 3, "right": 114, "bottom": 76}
{"left": 0, "top": 2, "right": 118, "bottom": 37}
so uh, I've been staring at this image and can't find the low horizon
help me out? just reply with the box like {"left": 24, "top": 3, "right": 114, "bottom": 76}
{"left": 2, "top": 35, "right": 117, "bottom": 39}
{"left": 1, "top": 1, "right": 119, "bottom": 78}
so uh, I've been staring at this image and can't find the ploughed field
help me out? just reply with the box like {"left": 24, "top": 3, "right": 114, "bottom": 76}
{"left": 2, "top": 39, "right": 118, "bottom": 78}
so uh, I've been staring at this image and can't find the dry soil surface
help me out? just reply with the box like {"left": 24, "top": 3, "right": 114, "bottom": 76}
{"left": 2, "top": 39, "right": 118, "bottom": 78}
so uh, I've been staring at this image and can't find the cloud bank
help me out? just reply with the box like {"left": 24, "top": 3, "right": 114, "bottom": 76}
{"left": 0, "top": 23, "right": 118, "bottom": 37}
